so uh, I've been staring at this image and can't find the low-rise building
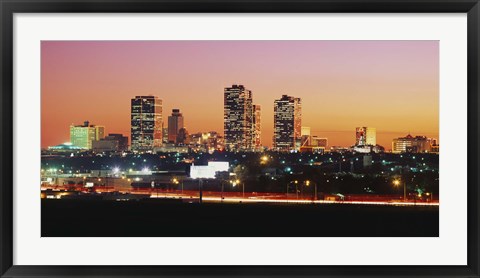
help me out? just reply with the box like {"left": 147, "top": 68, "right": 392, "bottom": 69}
{"left": 92, "top": 133, "right": 128, "bottom": 153}
{"left": 392, "top": 134, "right": 438, "bottom": 153}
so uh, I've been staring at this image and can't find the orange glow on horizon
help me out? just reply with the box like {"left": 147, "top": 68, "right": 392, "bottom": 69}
{"left": 41, "top": 41, "right": 439, "bottom": 149}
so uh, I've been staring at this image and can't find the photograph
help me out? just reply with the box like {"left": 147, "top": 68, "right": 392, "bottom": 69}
{"left": 40, "top": 40, "right": 440, "bottom": 237}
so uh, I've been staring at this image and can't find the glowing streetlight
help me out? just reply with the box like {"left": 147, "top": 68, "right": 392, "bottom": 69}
{"left": 304, "top": 180, "right": 317, "bottom": 201}
{"left": 393, "top": 179, "right": 406, "bottom": 202}
{"left": 260, "top": 155, "right": 269, "bottom": 164}
{"left": 230, "top": 179, "right": 243, "bottom": 198}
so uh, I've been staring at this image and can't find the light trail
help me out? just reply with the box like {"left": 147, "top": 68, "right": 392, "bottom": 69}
{"left": 149, "top": 195, "right": 439, "bottom": 206}
{"left": 42, "top": 185, "right": 439, "bottom": 206}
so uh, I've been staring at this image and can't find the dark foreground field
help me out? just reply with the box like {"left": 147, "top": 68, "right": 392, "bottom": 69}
{"left": 42, "top": 199, "right": 439, "bottom": 237}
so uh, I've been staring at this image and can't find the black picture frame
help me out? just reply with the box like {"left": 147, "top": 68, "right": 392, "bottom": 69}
{"left": 1, "top": 0, "right": 479, "bottom": 277}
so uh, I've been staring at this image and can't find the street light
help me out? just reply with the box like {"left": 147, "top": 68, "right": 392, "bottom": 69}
{"left": 172, "top": 177, "right": 180, "bottom": 197}
{"left": 173, "top": 177, "right": 183, "bottom": 195}
{"left": 425, "top": 192, "right": 433, "bottom": 202}
{"left": 286, "top": 180, "right": 299, "bottom": 199}
{"left": 305, "top": 180, "right": 318, "bottom": 202}
{"left": 260, "top": 155, "right": 269, "bottom": 164}
{"left": 230, "top": 179, "right": 243, "bottom": 198}
{"left": 393, "top": 178, "right": 406, "bottom": 202}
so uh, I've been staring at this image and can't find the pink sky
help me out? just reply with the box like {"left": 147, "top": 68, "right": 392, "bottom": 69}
{"left": 41, "top": 41, "right": 439, "bottom": 149}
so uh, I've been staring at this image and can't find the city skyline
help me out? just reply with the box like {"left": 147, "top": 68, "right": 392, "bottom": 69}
{"left": 41, "top": 41, "right": 439, "bottom": 149}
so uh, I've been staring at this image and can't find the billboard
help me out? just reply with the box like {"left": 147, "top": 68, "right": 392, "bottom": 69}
{"left": 207, "top": 161, "right": 229, "bottom": 172}
{"left": 190, "top": 161, "right": 229, "bottom": 179}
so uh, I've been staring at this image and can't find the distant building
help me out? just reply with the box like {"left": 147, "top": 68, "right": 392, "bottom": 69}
{"left": 168, "top": 109, "right": 184, "bottom": 144}
{"left": 224, "top": 84, "right": 255, "bottom": 151}
{"left": 353, "top": 144, "right": 384, "bottom": 154}
{"left": 363, "top": 155, "right": 373, "bottom": 167}
{"left": 162, "top": 126, "right": 169, "bottom": 144}
{"left": 300, "top": 127, "right": 311, "bottom": 148}
{"left": 47, "top": 142, "right": 84, "bottom": 153}
{"left": 92, "top": 133, "right": 128, "bottom": 153}
{"left": 273, "top": 95, "right": 301, "bottom": 151}
{"left": 301, "top": 126, "right": 311, "bottom": 136}
{"left": 300, "top": 135, "right": 328, "bottom": 153}
{"left": 189, "top": 131, "right": 224, "bottom": 153}
{"left": 252, "top": 104, "right": 261, "bottom": 150}
{"left": 330, "top": 146, "right": 350, "bottom": 153}
{"left": 355, "top": 127, "right": 376, "bottom": 146}
{"left": 392, "top": 134, "right": 438, "bottom": 153}
{"left": 312, "top": 136, "right": 328, "bottom": 148}
{"left": 176, "top": 127, "right": 190, "bottom": 145}
{"left": 352, "top": 145, "right": 372, "bottom": 153}
{"left": 154, "top": 143, "right": 189, "bottom": 153}
{"left": 131, "top": 96, "right": 163, "bottom": 151}
{"left": 69, "top": 120, "right": 105, "bottom": 149}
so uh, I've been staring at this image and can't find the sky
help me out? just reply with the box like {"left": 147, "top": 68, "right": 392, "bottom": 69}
{"left": 41, "top": 41, "right": 439, "bottom": 150}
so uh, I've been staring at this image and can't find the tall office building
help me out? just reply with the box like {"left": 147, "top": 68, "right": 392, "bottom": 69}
{"left": 224, "top": 84, "right": 254, "bottom": 151}
{"left": 252, "top": 104, "right": 261, "bottom": 150}
{"left": 131, "top": 96, "right": 163, "bottom": 151}
{"left": 70, "top": 120, "right": 105, "bottom": 149}
{"left": 355, "top": 127, "right": 376, "bottom": 146}
{"left": 273, "top": 95, "right": 302, "bottom": 151}
{"left": 168, "top": 109, "right": 184, "bottom": 144}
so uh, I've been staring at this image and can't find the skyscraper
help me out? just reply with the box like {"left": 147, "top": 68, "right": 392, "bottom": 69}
{"left": 69, "top": 120, "right": 105, "bottom": 149}
{"left": 131, "top": 96, "right": 163, "bottom": 151}
{"left": 273, "top": 95, "right": 302, "bottom": 151}
{"left": 168, "top": 109, "right": 184, "bottom": 144}
{"left": 252, "top": 104, "right": 261, "bottom": 150}
{"left": 224, "top": 84, "right": 254, "bottom": 151}
{"left": 355, "top": 127, "right": 376, "bottom": 146}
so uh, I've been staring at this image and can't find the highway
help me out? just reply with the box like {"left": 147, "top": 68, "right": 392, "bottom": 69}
{"left": 42, "top": 184, "right": 439, "bottom": 206}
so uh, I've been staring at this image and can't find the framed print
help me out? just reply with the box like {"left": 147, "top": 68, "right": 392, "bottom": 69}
{"left": 1, "top": 0, "right": 479, "bottom": 277}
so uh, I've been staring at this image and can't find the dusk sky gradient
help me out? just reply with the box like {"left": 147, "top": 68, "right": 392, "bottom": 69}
{"left": 41, "top": 41, "right": 439, "bottom": 149}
